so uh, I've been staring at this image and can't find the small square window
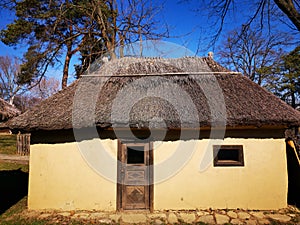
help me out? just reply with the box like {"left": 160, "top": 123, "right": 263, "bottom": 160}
{"left": 127, "top": 146, "right": 145, "bottom": 164}
{"left": 213, "top": 145, "right": 244, "bottom": 166}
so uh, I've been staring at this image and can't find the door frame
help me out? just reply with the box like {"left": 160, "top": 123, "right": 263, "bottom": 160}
{"left": 117, "top": 140, "right": 153, "bottom": 212}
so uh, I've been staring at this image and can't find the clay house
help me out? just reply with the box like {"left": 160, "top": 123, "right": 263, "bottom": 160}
{"left": 8, "top": 57, "right": 300, "bottom": 211}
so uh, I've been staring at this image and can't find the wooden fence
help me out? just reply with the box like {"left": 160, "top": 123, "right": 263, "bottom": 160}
{"left": 17, "top": 133, "right": 31, "bottom": 155}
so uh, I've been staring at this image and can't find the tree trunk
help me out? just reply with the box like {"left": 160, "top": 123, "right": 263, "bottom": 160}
{"left": 62, "top": 47, "right": 72, "bottom": 89}
{"left": 274, "top": 0, "right": 300, "bottom": 31}
{"left": 291, "top": 91, "right": 296, "bottom": 108}
{"left": 108, "top": 42, "right": 117, "bottom": 60}
{"left": 119, "top": 34, "right": 125, "bottom": 58}
{"left": 9, "top": 95, "right": 14, "bottom": 105}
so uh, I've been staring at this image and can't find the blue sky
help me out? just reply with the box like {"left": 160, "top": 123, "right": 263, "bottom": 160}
{"left": 0, "top": 0, "right": 297, "bottom": 84}
{"left": 0, "top": 1, "right": 217, "bottom": 83}
{"left": 0, "top": 1, "right": 239, "bottom": 57}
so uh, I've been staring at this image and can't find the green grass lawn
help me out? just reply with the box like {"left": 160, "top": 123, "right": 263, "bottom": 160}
{"left": 0, "top": 161, "right": 29, "bottom": 217}
{"left": 0, "top": 134, "right": 17, "bottom": 155}
{"left": 0, "top": 197, "right": 87, "bottom": 225}
{"left": 0, "top": 161, "right": 29, "bottom": 172}
{"left": 0, "top": 197, "right": 90, "bottom": 225}
{"left": 0, "top": 161, "right": 87, "bottom": 225}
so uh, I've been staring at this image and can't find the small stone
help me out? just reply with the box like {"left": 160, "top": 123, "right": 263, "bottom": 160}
{"left": 227, "top": 211, "right": 238, "bottom": 219}
{"left": 238, "top": 212, "right": 251, "bottom": 219}
{"left": 197, "top": 215, "right": 215, "bottom": 224}
{"left": 215, "top": 213, "right": 230, "bottom": 224}
{"left": 250, "top": 212, "right": 266, "bottom": 219}
{"left": 266, "top": 214, "right": 291, "bottom": 222}
{"left": 231, "top": 218, "right": 244, "bottom": 224}
{"left": 26, "top": 211, "right": 42, "bottom": 217}
{"left": 75, "top": 213, "right": 90, "bottom": 219}
{"left": 197, "top": 211, "right": 210, "bottom": 216}
{"left": 89, "top": 212, "right": 106, "bottom": 219}
{"left": 219, "top": 210, "right": 226, "bottom": 214}
{"left": 98, "top": 218, "right": 112, "bottom": 224}
{"left": 278, "top": 209, "right": 286, "bottom": 214}
{"left": 147, "top": 213, "right": 167, "bottom": 219}
{"left": 197, "top": 211, "right": 205, "bottom": 216}
{"left": 245, "top": 219, "right": 257, "bottom": 225}
{"left": 122, "top": 213, "right": 147, "bottom": 223}
{"left": 38, "top": 213, "right": 52, "bottom": 219}
{"left": 257, "top": 219, "right": 270, "bottom": 224}
{"left": 179, "top": 212, "right": 196, "bottom": 223}
{"left": 58, "top": 212, "right": 71, "bottom": 217}
{"left": 109, "top": 214, "right": 121, "bottom": 222}
{"left": 168, "top": 212, "right": 178, "bottom": 224}
{"left": 154, "top": 219, "right": 164, "bottom": 225}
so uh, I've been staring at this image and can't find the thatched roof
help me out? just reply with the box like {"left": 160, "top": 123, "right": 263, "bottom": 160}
{"left": 8, "top": 57, "right": 300, "bottom": 131}
{"left": 0, "top": 98, "right": 20, "bottom": 122}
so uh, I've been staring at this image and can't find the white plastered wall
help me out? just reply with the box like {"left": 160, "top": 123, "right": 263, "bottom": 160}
{"left": 28, "top": 138, "right": 287, "bottom": 210}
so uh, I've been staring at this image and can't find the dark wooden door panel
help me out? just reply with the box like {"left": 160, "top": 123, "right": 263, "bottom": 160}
{"left": 117, "top": 141, "right": 153, "bottom": 211}
{"left": 125, "top": 166, "right": 149, "bottom": 185}
{"left": 123, "top": 185, "right": 149, "bottom": 209}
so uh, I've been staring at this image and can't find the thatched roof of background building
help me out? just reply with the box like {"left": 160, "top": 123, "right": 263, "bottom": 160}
{"left": 0, "top": 98, "right": 20, "bottom": 122}
{"left": 8, "top": 57, "right": 300, "bottom": 131}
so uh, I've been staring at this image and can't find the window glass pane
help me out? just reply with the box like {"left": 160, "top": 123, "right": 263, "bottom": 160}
{"left": 217, "top": 149, "right": 239, "bottom": 161}
{"left": 213, "top": 145, "right": 244, "bottom": 166}
{"left": 127, "top": 146, "right": 144, "bottom": 164}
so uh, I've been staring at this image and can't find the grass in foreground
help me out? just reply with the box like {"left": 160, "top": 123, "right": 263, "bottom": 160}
{"left": 0, "top": 161, "right": 29, "bottom": 216}
{"left": 0, "top": 197, "right": 103, "bottom": 225}
{"left": 0, "top": 162, "right": 28, "bottom": 172}
{"left": 0, "top": 134, "right": 17, "bottom": 155}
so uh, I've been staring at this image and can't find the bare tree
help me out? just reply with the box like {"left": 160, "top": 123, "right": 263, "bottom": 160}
{"left": 217, "top": 26, "right": 290, "bottom": 85}
{"left": 13, "top": 77, "right": 60, "bottom": 112}
{"left": 29, "top": 77, "right": 60, "bottom": 100}
{"left": 14, "top": 95, "right": 40, "bottom": 112}
{"left": 74, "top": 0, "right": 169, "bottom": 76}
{"left": 192, "top": 0, "right": 300, "bottom": 46}
{"left": 0, "top": 56, "right": 25, "bottom": 104}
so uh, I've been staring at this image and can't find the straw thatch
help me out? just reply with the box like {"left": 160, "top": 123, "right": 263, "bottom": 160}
{"left": 0, "top": 98, "right": 20, "bottom": 122}
{"left": 8, "top": 57, "right": 300, "bottom": 131}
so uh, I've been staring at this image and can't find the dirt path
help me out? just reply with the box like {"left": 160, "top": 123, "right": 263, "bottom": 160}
{"left": 0, "top": 153, "right": 29, "bottom": 164}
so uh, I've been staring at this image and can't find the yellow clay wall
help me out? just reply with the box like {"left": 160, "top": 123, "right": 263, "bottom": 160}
{"left": 28, "top": 138, "right": 287, "bottom": 210}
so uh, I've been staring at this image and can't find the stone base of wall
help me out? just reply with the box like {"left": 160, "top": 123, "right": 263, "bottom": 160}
{"left": 25, "top": 207, "right": 299, "bottom": 224}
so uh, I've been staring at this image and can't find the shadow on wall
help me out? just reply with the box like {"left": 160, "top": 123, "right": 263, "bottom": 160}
{"left": 0, "top": 169, "right": 28, "bottom": 214}
{"left": 286, "top": 142, "right": 300, "bottom": 207}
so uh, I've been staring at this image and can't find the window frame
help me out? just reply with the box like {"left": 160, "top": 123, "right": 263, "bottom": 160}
{"left": 213, "top": 145, "right": 244, "bottom": 167}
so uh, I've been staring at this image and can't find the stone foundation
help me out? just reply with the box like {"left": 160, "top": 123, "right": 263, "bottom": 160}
{"left": 26, "top": 207, "right": 300, "bottom": 224}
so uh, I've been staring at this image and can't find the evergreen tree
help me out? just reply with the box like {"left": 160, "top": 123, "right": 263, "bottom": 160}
{"left": 1, "top": 0, "right": 93, "bottom": 88}
{"left": 0, "top": 0, "right": 167, "bottom": 88}
{"left": 262, "top": 46, "right": 300, "bottom": 108}
{"left": 278, "top": 46, "right": 300, "bottom": 108}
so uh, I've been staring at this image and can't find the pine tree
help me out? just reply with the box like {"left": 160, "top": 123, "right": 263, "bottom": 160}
{"left": 278, "top": 46, "right": 300, "bottom": 108}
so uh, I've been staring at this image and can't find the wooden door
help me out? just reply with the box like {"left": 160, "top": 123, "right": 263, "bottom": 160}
{"left": 117, "top": 141, "right": 153, "bottom": 211}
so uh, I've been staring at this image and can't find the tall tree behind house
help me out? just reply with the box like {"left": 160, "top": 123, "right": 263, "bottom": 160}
{"left": 0, "top": 0, "right": 168, "bottom": 88}
{"left": 263, "top": 46, "right": 300, "bottom": 108}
